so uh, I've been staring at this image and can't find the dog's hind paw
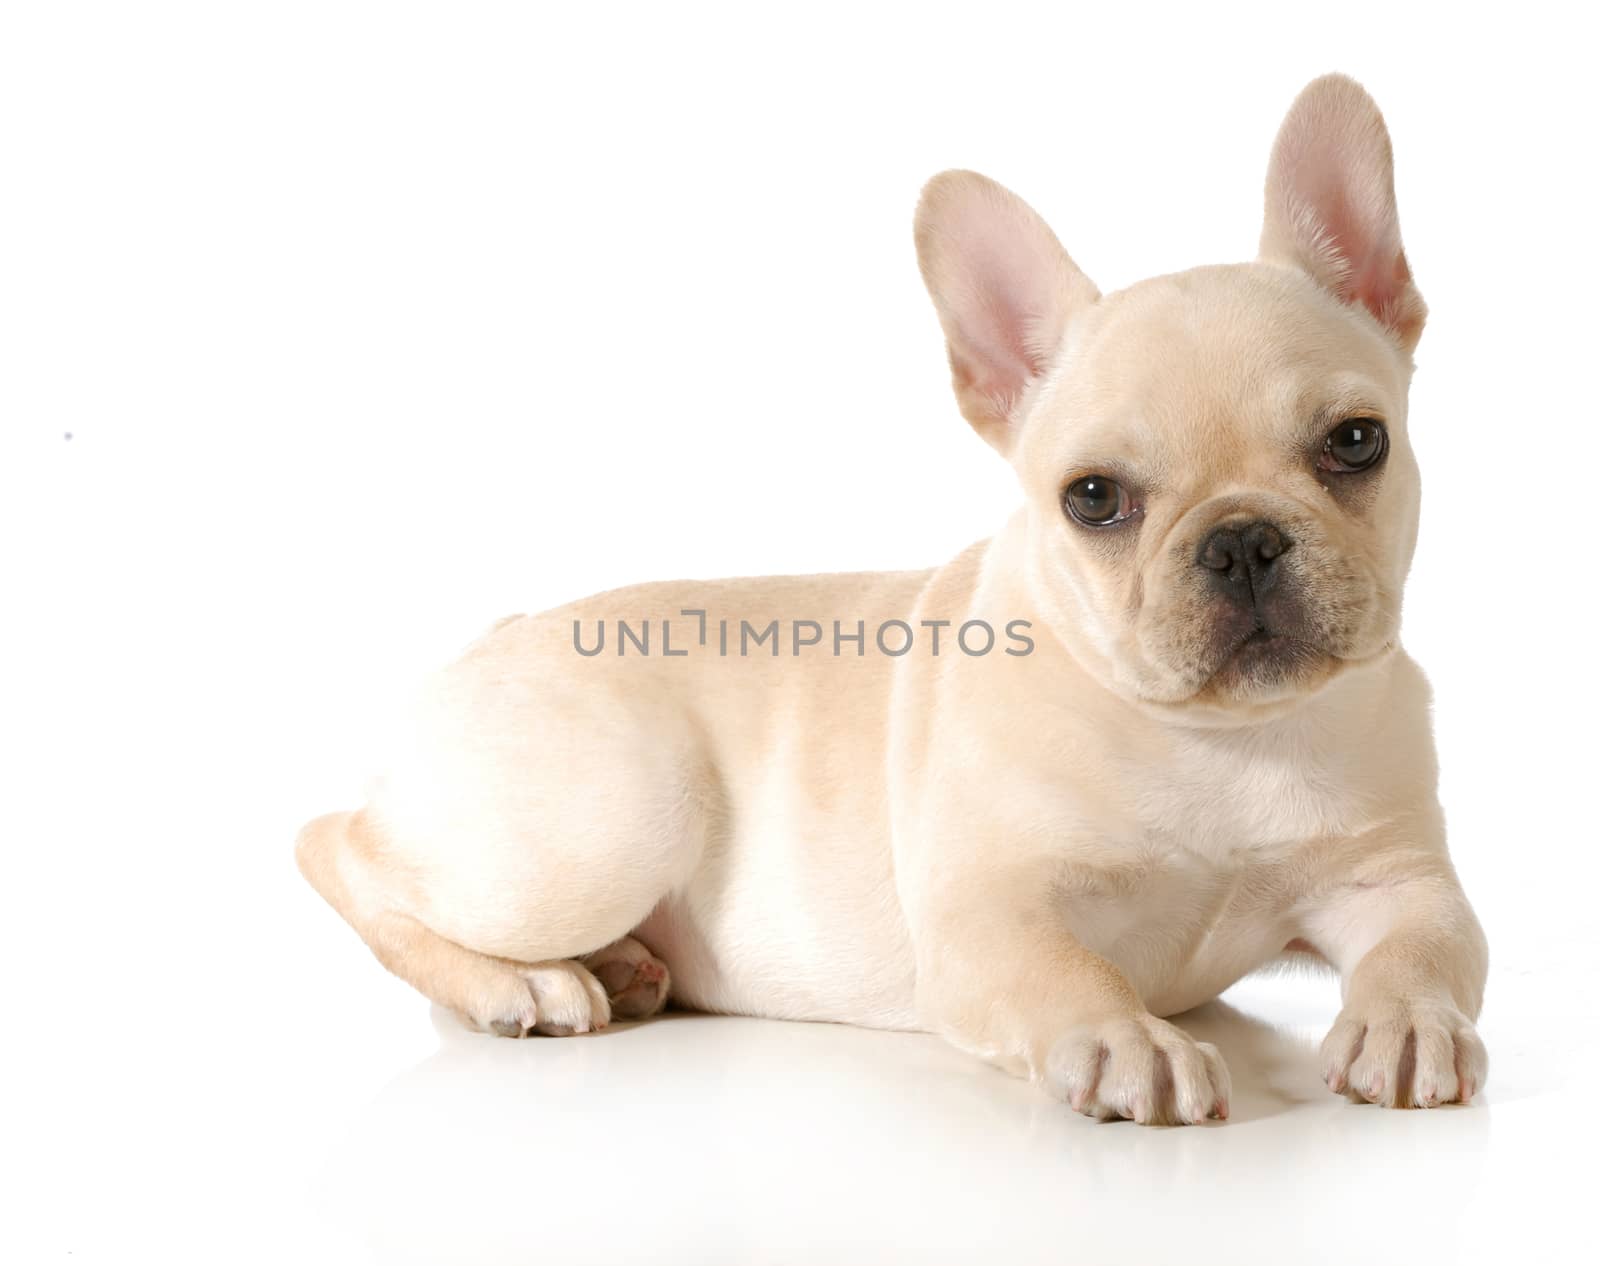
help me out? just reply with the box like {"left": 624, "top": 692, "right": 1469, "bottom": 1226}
{"left": 582, "top": 935, "right": 671, "bottom": 1019}
{"left": 474, "top": 959, "right": 612, "bottom": 1038}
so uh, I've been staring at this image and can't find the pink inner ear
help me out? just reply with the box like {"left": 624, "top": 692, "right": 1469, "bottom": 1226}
{"left": 1304, "top": 167, "right": 1411, "bottom": 325}
{"left": 946, "top": 232, "right": 1053, "bottom": 417}
{"left": 1350, "top": 247, "right": 1415, "bottom": 332}
{"left": 961, "top": 290, "right": 1041, "bottom": 413}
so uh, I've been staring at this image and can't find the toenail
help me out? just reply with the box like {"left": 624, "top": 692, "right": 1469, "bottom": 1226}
{"left": 490, "top": 1019, "right": 523, "bottom": 1038}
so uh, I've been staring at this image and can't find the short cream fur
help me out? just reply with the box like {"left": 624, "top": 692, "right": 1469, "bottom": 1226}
{"left": 298, "top": 74, "right": 1487, "bottom": 1125}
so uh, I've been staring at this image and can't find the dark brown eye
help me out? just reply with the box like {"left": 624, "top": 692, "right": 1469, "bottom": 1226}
{"left": 1320, "top": 418, "right": 1387, "bottom": 472}
{"left": 1063, "top": 475, "right": 1133, "bottom": 526}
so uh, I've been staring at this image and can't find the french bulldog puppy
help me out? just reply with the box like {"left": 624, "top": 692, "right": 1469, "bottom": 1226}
{"left": 298, "top": 73, "right": 1488, "bottom": 1124}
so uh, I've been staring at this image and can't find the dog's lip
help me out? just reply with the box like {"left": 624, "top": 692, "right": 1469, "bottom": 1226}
{"left": 1228, "top": 625, "right": 1308, "bottom": 657}
{"left": 1203, "top": 624, "right": 1321, "bottom": 685}
{"left": 1150, "top": 635, "right": 1394, "bottom": 719}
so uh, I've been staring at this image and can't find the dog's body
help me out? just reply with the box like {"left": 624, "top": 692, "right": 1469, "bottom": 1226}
{"left": 299, "top": 75, "right": 1488, "bottom": 1123}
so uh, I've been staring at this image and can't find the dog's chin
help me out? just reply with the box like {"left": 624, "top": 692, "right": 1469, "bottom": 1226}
{"left": 1202, "top": 629, "right": 1333, "bottom": 701}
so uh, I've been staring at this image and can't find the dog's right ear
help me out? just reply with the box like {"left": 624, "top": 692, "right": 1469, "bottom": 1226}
{"left": 915, "top": 171, "right": 1099, "bottom": 456}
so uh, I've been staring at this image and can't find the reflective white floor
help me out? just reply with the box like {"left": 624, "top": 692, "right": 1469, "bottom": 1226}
{"left": 17, "top": 888, "right": 1587, "bottom": 1265}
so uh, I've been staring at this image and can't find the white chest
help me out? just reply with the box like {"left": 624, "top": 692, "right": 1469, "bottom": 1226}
{"left": 1056, "top": 732, "right": 1365, "bottom": 1012}
{"left": 1130, "top": 720, "right": 1368, "bottom": 859}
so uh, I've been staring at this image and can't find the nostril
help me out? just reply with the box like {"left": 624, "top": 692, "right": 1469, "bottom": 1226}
{"left": 1251, "top": 524, "right": 1287, "bottom": 563}
{"left": 1199, "top": 535, "right": 1236, "bottom": 573}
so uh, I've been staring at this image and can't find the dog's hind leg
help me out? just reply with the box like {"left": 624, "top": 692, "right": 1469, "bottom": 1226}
{"left": 295, "top": 810, "right": 656, "bottom": 1036}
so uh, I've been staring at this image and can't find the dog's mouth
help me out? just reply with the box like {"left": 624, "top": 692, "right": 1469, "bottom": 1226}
{"left": 1231, "top": 625, "right": 1313, "bottom": 665}
{"left": 1133, "top": 618, "right": 1368, "bottom": 719}
{"left": 1205, "top": 624, "right": 1325, "bottom": 693}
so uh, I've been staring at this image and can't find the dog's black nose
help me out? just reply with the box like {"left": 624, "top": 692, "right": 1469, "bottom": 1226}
{"left": 1197, "top": 519, "right": 1291, "bottom": 603}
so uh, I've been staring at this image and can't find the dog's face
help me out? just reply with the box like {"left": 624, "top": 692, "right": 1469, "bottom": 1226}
{"left": 917, "top": 75, "right": 1427, "bottom": 720}
{"left": 1015, "top": 263, "right": 1420, "bottom": 714}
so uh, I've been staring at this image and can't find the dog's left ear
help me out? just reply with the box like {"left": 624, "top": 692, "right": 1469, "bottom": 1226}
{"left": 1261, "top": 74, "right": 1427, "bottom": 352}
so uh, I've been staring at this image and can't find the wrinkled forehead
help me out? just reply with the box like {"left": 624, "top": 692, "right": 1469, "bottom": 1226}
{"left": 1017, "top": 263, "right": 1410, "bottom": 486}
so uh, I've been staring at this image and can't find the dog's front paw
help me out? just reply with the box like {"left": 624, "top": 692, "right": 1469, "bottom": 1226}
{"left": 1045, "top": 1015, "right": 1231, "bottom": 1125}
{"left": 1320, "top": 996, "right": 1487, "bottom": 1108}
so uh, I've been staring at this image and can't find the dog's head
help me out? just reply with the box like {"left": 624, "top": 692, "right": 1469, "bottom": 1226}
{"left": 916, "top": 75, "right": 1426, "bottom": 722}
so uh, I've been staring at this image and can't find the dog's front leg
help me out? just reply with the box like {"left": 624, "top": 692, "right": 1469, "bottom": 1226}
{"left": 908, "top": 858, "right": 1231, "bottom": 1125}
{"left": 1301, "top": 819, "right": 1490, "bottom": 1108}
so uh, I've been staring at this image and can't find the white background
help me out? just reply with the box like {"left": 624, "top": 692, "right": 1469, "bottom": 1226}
{"left": 5, "top": 3, "right": 1597, "bottom": 1263}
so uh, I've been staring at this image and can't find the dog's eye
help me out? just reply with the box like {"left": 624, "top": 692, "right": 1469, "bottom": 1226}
{"left": 1063, "top": 475, "right": 1134, "bottom": 526}
{"left": 1319, "top": 418, "right": 1387, "bottom": 472}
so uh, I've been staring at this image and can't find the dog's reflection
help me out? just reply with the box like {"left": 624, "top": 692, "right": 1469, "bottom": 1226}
{"left": 308, "top": 997, "right": 1489, "bottom": 1264}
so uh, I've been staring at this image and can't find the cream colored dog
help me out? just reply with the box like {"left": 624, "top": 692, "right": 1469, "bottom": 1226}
{"left": 298, "top": 74, "right": 1487, "bottom": 1125}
